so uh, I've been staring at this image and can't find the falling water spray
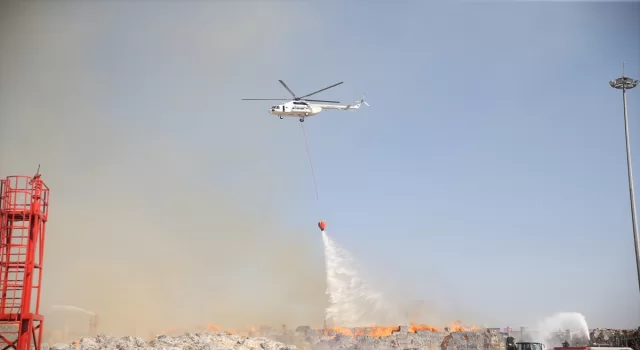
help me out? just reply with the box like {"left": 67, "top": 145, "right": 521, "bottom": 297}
{"left": 531, "top": 312, "right": 590, "bottom": 348}
{"left": 320, "top": 230, "right": 406, "bottom": 327}
{"left": 51, "top": 304, "right": 96, "bottom": 316}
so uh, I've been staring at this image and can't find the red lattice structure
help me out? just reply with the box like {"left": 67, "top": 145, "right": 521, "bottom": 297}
{"left": 0, "top": 174, "right": 49, "bottom": 350}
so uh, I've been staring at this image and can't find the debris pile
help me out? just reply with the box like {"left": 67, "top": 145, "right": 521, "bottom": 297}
{"left": 45, "top": 327, "right": 640, "bottom": 350}
{"left": 46, "top": 328, "right": 504, "bottom": 350}
{"left": 304, "top": 326, "right": 505, "bottom": 350}
{"left": 590, "top": 328, "right": 640, "bottom": 348}
{"left": 48, "top": 332, "right": 298, "bottom": 350}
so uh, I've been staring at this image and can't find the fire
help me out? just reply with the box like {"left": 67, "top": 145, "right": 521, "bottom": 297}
{"left": 409, "top": 323, "right": 441, "bottom": 333}
{"left": 365, "top": 326, "right": 401, "bottom": 338}
{"left": 324, "top": 325, "right": 354, "bottom": 337}
{"left": 207, "top": 323, "right": 223, "bottom": 332}
{"left": 325, "top": 325, "right": 402, "bottom": 338}
{"left": 319, "top": 321, "right": 481, "bottom": 340}
{"left": 449, "top": 320, "right": 469, "bottom": 332}
{"left": 152, "top": 319, "right": 481, "bottom": 342}
{"left": 445, "top": 321, "right": 480, "bottom": 332}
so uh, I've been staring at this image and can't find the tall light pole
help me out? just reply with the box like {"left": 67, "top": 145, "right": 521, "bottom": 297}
{"left": 609, "top": 65, "right": 640, "bottom": 293}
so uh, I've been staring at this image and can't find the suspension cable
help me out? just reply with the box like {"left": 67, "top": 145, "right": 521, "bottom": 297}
{"left": 300, "top": 122, "right": 319, "bottom": 201}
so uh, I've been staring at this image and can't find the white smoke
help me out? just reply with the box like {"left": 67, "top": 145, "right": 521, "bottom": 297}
{"left": 531, "top": 312, "right": 590, "bottom": 348}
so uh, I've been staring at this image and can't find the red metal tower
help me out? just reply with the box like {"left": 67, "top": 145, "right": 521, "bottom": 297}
{"left": 0, "top": 174, "right": 50, "bottom": 350}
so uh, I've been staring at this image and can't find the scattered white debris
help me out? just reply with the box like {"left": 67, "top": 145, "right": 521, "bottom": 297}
{"left": 47, "top": 332, "right": 298, "bottom": 350}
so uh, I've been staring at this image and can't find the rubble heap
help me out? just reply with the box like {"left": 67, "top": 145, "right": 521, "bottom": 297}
{"left": 590, "top": 328, "right": 640, "bottom": 348}
{"left": 304, "top": 326, "right": 504, "bottom": 350}
{"left": 48, "top": 332, "right": 298, "bottom": 350}
{"left": 46, "top": 327, "right": 640, "bottom": 350}
{"left": 46, "top": 328, "right": 505, "bottom": 350}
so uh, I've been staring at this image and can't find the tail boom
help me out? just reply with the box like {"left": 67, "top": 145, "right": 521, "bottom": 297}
{"left": 311, "top": 94, "right": 368, "bottom": 111}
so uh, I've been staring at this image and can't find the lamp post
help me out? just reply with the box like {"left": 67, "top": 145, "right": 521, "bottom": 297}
{"left": 609, "top": 67, "right": 640, "bottom": 293}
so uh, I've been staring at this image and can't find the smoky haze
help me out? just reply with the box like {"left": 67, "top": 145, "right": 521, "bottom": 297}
{"left": 0, "top": 1, "right": 328, "bottom": 339}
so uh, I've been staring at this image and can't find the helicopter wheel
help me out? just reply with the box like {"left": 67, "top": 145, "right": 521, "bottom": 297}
{"left": 299, "top": 118, "right": 304, "bottom": 122}
{"left": 280, "top": 116, "right": 283, "bottom": 119}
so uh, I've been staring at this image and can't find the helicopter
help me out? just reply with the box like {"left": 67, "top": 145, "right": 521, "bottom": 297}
{"left": 242, "top": 80, "right": 369, "bottom": 122}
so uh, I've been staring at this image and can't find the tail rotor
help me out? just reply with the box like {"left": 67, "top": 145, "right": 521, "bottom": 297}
{"left": 360, "top": 93, "right": 370, "bottom": 107}
{"left": 347, "top": 93, "right": 369, "bottom": 110}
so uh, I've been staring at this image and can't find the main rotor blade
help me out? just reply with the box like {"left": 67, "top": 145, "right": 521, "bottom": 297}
{"left": 241, "top": 98, "right": 289, "bottom": 101}
{"left": 278, "top": 80, "right": 297, "bottom": 98}
{"left": 299, "top": 81, "right": 343, "bottom": 99}
{"left": 305, "top": 99, "right": 340, "bottom": 103}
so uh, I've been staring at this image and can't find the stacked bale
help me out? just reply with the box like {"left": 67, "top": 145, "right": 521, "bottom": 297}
{"left": 309, "top": 327, "right": 505, "bottom": 350}
{"left": 590, "top": 328, "right": 640, "bottom": 349}
{"left": 46, "top": 332, "right": 298, "bottom": 350}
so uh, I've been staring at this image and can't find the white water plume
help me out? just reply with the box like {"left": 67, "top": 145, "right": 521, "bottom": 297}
{"left": 321, "top": 231, "right": 404, "bottom": 327}
{"left": 51, "top": 304, "right": 96, "bottom": 316}
{"left": 531, "top": 312, "right": 590, "bottom": 347}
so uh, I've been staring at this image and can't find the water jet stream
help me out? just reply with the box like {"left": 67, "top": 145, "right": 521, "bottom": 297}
{"left": 321, "top": 231, "right": 403, "bottom": 327}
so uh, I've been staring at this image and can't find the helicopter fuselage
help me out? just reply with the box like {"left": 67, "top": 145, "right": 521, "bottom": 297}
{"left": 268, "top": 101, "right": 322, "bottom": 118}
{"left": 243, "top": 80, "right": 367, "bottom": 122}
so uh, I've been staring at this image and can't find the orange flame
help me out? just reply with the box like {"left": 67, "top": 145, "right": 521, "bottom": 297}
{"left": 323, "top": 325, "right": 354, "bottom": 337}
{"left": 449, "top": 320, "right": 468, "bottom": 332}
{"left": 207, "top": 323, "right": 223, "bottom": 332}
{"left": 409, "top": 323, "right": 441, "bottom": 333}
{"left": 326, "top": 325, "right": 402, "bottom": 338}
{"left": 156, "top": 320, "right": 480, "bottom": 342}
{"left": 365, "top": 326, "right": 401, "bottom": 338}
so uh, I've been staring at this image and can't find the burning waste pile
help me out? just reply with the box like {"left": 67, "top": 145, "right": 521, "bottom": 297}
{"left": 45, "top": 324, "right": 502, "bottom": 350}
{"left": 306, "top": 323, "right": 504, "bottom": 350}
{"left": 44, "top": 323, "right": 640, "bottom": 350}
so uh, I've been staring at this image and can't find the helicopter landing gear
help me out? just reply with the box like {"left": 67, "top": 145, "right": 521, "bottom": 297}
{"left": 299, "top": 118, "right": 305, "bottom": 122}
{"left": 279, "top": 116, "right": 283, "bottom": 119}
